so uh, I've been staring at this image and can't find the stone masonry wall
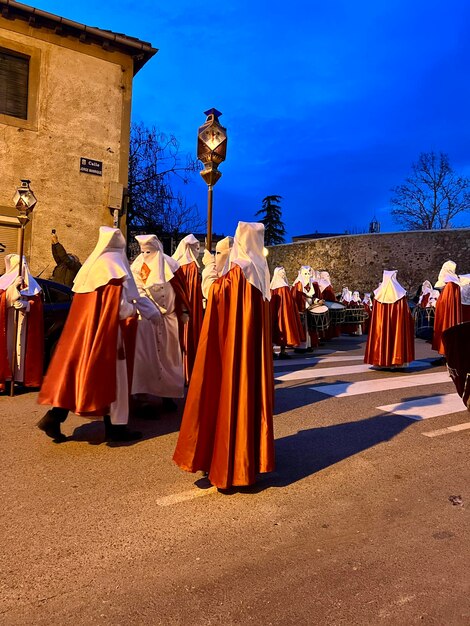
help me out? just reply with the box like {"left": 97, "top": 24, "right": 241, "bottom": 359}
{"left": 268, "top": 229, "right": 470, "bottom": 296}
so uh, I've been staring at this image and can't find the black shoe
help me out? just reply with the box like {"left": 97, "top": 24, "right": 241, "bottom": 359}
{"left": 294, "top": 348, "right": 307, "bottom": 354}
{"left": 104, "top": 416, "right": 142, "bottom": 442}
{"left": 161, "top": 398, "right": 178, "bottom": 412}
{"left": 278, "top": 352, "right": 291, "bottom": 360}
{"left": 37, "top": 411, "right": 67, "bottom": 443}
{"left": 306, "top": 347, "right": 314, "bottom": 353}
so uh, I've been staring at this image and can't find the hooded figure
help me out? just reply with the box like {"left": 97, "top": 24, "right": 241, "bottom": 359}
{"left": 270, "top": 266, "right": 303, "bottom": 357}
{"left": 432, "top": 260, "right": 463, "bottom": 356}
{"left": 0, "top": 254, "right": 44, "bottom": 392}
{"left": 362, "top": 292, "right": 373, "bottom": 334}
{"left": 201, "top": 236, "right": 234, "bottom": 299}
{"left": 428, "top": 289, "right": 440, "bottom": 308}
{"left": 418, "top": 280, "right": 433, "bottom": 308}
{"left": 364, "top": 270, "right": 414, "bottom": 368}
{"left": 442, "top": 321, "right": 470, "bottom": 411}
{"left": 291, "top": 266, "right": 320, "bottom": 351}
{"left": 130, "top": 234, "right": 191, "bottom": 408}
{"left": 172, "top": 234, "right": 203, "bottom": 384}
{"left": 173, "top": 221, "right": 275, "bottom": 490}
{"left": 38, "top": 227, "right": 142, "bottom": 442}
{"left": 341, "top": 287, "right": 360, "bottom": 335}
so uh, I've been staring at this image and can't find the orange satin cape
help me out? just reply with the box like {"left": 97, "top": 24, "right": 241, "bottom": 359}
{"left": 270, "top": 286, "right": 302, "bottom": 347}
{"left": 38, "top": 279, "right": 137, "bottom": 416}
{"left": 179, "top": 261, "right": 203, "bottom": 384}
{"left": 364, "top": 296, "right": 415, "bottom": 367}
{"left": 0, "top": 290, "right": 44, "bottom": 390}
{"left": 432, "top": 282, "right": 461, "bottom": 355}
{"left": 173, "top": 265, "right": 275, "bottom": 489}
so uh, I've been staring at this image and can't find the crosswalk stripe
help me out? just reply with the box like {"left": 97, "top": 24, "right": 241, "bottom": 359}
{"left": 273, "top": 355, "right": 364, "bottom": 368}
{"left": 309, "top": 371, "right": 450, "bottom": 397}
{"left": 423, "top": 421, "right": 470, "bottom": 437}
{"left": 377, "top": 393, "right": 466, "bottom": 421}
{"left": 276, "top": 360, "right": 433, "bottom": 382}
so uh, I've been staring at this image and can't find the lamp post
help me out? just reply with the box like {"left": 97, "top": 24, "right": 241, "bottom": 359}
{"left": 197, "top": 108, "right": 227, "bottom": 251}
{"left": 10, "top": 179, "right": 37, "bottom": 396}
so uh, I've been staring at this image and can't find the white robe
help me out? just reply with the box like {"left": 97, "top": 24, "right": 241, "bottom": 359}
{"left": 131, "top": 275, "right": 184, "bottom": 399}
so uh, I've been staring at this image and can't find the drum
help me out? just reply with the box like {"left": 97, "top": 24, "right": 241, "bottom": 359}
{"left": 307, "top": 304, "right": 330, "bottom": 332}
{"left": 414, "top": 306, "right": 435, "bottom": 341}
{"left": 343, "top": 306, "right": 369, "bottom": 324}
{"left": 324, "top": 301, "right": 346, "bottom": 325}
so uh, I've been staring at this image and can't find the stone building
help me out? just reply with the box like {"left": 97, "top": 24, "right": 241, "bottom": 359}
{"left": 0, "top": 0, "right": 156, "bottom": 273}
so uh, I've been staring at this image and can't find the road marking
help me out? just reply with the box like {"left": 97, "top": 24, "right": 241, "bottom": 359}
{"left": 309, "top": 371, "right": 450, "bottom": 397}
{"left": 423, "top": 421, "right": 470, "bottom": 437}
{"left": 273, "top": 355, "right": 364, "bottom": 368}
{"left": 377, "top": 393, "right": 465, "bottom": 421}
{"left": 156, "top": 486, "right": 217, "bottom": 506}
{"left": 276, "top": 360, "right": 433, "bottom": 382}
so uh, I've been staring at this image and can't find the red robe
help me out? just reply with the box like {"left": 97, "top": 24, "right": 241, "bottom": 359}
{"left": 171, "top": 266, "right": 191, "bottom": 348}
{"left": 179, "top": 261, "right": 203, "bottom": 384}
{"left": 39, "top": 279, "right": 137, "bottom": 416}
{"left": 432, "top": 282, "right": 461, "bottom": 356}
{"left": 363, "top": 303, "right": 372, "bottom": 334}
{"left": 364, "top": 297, "right": 415, "bottom": 367}
{"left": 0, "top": 290, "right": 44, "bottom": 391}
{"left": 270, "top": 286, "right": 303, "bottom": 347}
{"left": 173, "top": 265, "right": 275, "bottom": 489}
{"left": 291, "top": 282, "right": 318, "bottom": 347}
{"left": 419, "top": 293, "right": 430, "bottom": 308}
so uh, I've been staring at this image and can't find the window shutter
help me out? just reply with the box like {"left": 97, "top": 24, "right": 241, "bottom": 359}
{"left": 0, "top": 49, "right": 29, "bottom": 119}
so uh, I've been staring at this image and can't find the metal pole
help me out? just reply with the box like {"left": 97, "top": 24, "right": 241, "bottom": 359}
{"left": 206, "top": 185, "right": 213, "bottom": 252}
{"left": 9, "top": 224, "right": 26, "bottom": 397}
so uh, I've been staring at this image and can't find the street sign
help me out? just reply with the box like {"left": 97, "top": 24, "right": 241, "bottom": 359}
{"left": 79, "top": 157, "right": 103, "bottom": 176}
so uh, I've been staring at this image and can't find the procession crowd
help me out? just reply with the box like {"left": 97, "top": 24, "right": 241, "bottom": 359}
{"left": 0, "top": 223, "right": 469, "bottom": 490}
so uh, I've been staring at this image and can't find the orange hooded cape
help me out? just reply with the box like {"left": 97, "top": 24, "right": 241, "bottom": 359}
{"left": 432, "top": 282, "right": 461, "bottom": 355}
{"left": 270, "top": 286, "right": 303, "bottom": 347}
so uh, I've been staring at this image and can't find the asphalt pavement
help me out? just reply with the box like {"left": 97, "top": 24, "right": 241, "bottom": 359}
{"left": 1, "top": 335, "right": 469, "bottom": 625}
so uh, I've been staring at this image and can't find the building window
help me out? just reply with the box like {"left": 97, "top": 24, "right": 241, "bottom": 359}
{"left": 0, "top": 49, "right": 30, "bottom": 120}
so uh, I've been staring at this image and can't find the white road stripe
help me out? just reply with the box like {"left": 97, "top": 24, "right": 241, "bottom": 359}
{"left": 156, "top": 487, "right": 217, "bottom": 506}
{"left": 423, "top": 421, "right": 470, "bottom": 437}
{"left": 310, "top": 371, "right": 450, "bottom": 397}
{"left": 273, "top": 355, "right": 364, "bottom": 368}
{"left": 276, "top": 360, "right": 433, "bottom": 382}
{"left": 377, "top": 393, "right": 465, "bottom": 421}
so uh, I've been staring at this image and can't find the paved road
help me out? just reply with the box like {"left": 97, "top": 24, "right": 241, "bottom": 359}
{"left": 1, "top": 336, "right": 469, "bottom": 625}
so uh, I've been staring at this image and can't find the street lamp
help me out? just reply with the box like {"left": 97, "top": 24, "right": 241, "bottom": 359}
{"left": 10, "top": 179, "right": 37, "bottom": 396}
{"left": 197, "top": 108, "right": 227, "bottom": 251}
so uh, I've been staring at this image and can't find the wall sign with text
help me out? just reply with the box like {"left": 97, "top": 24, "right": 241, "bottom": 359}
{"left": 79, "top": 158, "right": 103, "bottom": 176}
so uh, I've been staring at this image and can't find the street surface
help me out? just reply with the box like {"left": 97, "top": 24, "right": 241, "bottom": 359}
{"left": 1, "top": 336, "right": 469, "bottom": 625}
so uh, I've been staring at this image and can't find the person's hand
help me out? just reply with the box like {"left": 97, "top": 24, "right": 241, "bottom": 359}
{"left": 51, "top": 233, "right": 59, "bottom": 244}
{"left": 202, "top": 249, "right": 215, "bottom": 267}
{"left": 13, "top": 299, "right": 27, "bottom": 310}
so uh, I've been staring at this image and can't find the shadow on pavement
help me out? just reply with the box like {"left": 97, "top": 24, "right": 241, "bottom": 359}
{"left": 223, "top": 411, "right": 412, "bottom": 494}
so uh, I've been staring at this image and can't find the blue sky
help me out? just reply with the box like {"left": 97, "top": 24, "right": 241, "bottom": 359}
{"left": 34, "top": 1, "right": 470, "bottom": 239}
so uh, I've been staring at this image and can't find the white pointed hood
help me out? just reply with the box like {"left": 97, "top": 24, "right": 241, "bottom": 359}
{"left": 0, "top": 254, "right": 41, "bottom": 296}
{"left": 72, "top": 226, "right": 139, "bottom": 298}
{"left": 341, "top": 287, "right": 352, "bottom": 303}
{"left": 131, "top": 234, "right": 174, "bottom": 286}
{"left": 229, "top": 221, "right": 271, "bottom": 301}
{"left": 435, "top": 260, "right": 459, "bottom": 288}
{"left": 293, "top": 266, "right": 312, "bottom": 289}
{"left": 215, "top": 236, "right": 233, "bottom": 275}
{"left": 363, "top": 293, "right": 372, "bottom": 306}
{"left": 318, "top": 271, "right": 332, "bottom": 292}
{"left": 374, "top": 270, "right": 407, "bottom": 304}
{"left": 270, "top": 266, "right": 289, "bottom": 290}
{"left": 172, "top": 234, "right": 201, "bottom": 267}
{"left": 352, "top": 290, "right": 361, "bottom": 303}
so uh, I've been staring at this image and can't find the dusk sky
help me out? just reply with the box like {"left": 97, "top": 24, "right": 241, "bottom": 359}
{"left": 35, "top": 1, "right": 470, "bottom": 239}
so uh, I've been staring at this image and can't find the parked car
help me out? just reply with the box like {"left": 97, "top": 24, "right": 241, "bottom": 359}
{"left": 36, "top": 278, "right": 73, "bottom": 366}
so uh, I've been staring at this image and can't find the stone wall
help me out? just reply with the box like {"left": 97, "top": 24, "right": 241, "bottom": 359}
{"left": 268, "top": 229, "right": 470, "bottom": 295}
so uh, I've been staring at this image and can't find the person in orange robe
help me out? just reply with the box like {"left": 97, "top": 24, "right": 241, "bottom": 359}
{"left": 362, "top": 292, "right": 373, "bottom": 335}
{"left": 37, "top": 227, "right": 143, "bottom": 443}
{"left": 291, "top": 266, "right": 318, "bottom": 351}
{"left": 417, "top": 280, "right": 433, "bottom": 308}
{"left": 0, "top": 254, "right": 44, "bottom": 393}
{"left": 364, "top": 270, "right": 415, "bottom": 368}
{"left": 172, "top": 234, "right": 203, "bottom": 384}
{"left": 432, "top": 260, "right": 463, "bottom": 356}
{"left": 173, "top": 221, "right": 275, "bottom": 490}
{"left": 270, "top": 266, "right": 302, "bottom": 359}
{"left": 318, "top": 271, "right": 341, "bottom": 339}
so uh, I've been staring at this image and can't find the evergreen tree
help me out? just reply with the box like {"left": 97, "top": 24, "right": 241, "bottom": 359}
{"left": 256, "top": 195, "right": 286, "bottom": 245}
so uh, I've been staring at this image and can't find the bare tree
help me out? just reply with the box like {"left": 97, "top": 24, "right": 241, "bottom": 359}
{"left": 390, "top": 152, "right": 470, "bottom": 230}
{"left": 128, "top": 123, "right": 205, "bottom": 241}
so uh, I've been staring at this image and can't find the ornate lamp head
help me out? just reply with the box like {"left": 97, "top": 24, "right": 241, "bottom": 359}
{"left": 13, "top": 180, "right": 37, "bottom": 226}
{"left": 197, "top": 109, "right": 227, "bottom": 187}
